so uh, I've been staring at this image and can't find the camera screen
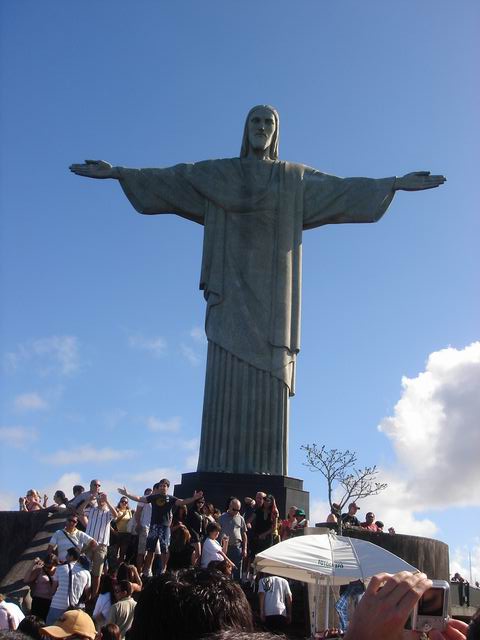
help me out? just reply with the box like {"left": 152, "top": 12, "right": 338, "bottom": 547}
{"left": 417, "top": 587, "right": 445, "bottom": 616}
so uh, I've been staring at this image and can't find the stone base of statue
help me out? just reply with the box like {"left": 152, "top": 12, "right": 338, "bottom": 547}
{"left": 174, "top": 471, "right": 309, "bottom": 517}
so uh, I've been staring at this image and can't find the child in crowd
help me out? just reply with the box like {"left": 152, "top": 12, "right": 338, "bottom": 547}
{"left": 200, "top": 522, "right": 235, "bottom": 571}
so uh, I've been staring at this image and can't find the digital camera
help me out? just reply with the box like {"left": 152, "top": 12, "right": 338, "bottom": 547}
{"left": 410, "top": 579, "right": 450, "bottom": 632}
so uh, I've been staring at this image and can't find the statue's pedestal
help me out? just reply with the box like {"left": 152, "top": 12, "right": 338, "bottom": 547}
{"left": 174, "top": 471, "right": 309, "bottom": 517}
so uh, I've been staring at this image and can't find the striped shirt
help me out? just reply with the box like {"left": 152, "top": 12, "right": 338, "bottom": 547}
{"left": 51, "top": 563, "right": 91, "bottom": 610}
{"left": 86, "top": 506, "right": 113, "bottom": 545}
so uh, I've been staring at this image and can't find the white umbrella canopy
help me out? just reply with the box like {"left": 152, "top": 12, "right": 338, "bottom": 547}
{"left": 254, "top": 533, "right": 418, "bottom": 585}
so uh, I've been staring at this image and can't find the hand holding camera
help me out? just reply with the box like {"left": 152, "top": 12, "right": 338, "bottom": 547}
{"left": 344, "top": 571, "right": 468, "bottom": 640}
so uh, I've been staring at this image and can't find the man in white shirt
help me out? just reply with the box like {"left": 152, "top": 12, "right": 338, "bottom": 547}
{"left": 68, "top": 479, "right": 102, "bottom": 513}
{"left": 258, "top": 574, "right": 292, "bottom": 632}
{"left": 79, "top": 492, "right": 117, "bottom": 598}
{"left": 218, "top": 498, "right": 248, "bottom": 581}
{"left": 46, "top": 548, "right": 91, "bottom": 625}
{"left": 47, "top": 514, "right": 97, "bottom": 563}
{"left": 135, "top": 488, "right": 152, "bottom": 573}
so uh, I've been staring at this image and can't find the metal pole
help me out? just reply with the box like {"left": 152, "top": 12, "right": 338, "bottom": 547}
{"left": 324, "top": 577, "right": 330, "bottom": 630}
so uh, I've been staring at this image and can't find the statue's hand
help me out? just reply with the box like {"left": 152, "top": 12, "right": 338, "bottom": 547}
{"left": 395, "top": 171, "right": 446, "bottom": 191}
{"left": 69, "top": 159, "right": 117, "bottom": 179}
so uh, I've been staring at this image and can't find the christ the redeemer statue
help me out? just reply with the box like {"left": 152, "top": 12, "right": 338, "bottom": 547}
{"left": 70, "top": 105, "right": 445, "bottom": 477}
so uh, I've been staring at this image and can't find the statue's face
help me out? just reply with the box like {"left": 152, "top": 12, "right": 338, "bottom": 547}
{"left": 247, "top": 107, "right": 276, "bottom": 153}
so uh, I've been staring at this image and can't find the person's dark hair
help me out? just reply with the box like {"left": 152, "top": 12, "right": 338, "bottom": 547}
{"left": 159, "top": 478, "right": 170, "bottom": 487}
{"left": 66, "top": 547, "right": 80, "bottom": 561}
{"left": 240, "top": 105, "right": 280, "bottom": 161}
{"left": 204, "top": 503, "right": 215, "bottom": 516}
{"left": 77, "top": 555, "right": 90, "bottom": 569}
{"left": 72, "top": 485, "right": 85, "bottom": 496}
{"left": 129, "top": 567, "right": 253, "bottom": 640}
{"left": 116, "top": 497, "right": 129, "bottom": 510}
{"left": 99, "top": 624, "right": 121, "bottom": 640}
{"left": 207, "top": 560, "right": 232, "bottom": 577}
{"left": 116, "top": 580, "right": 133, "bottom": 597}
{"left": 264, "top": 494, "right": 279, "bottom": 523}
{"left": 43, "top": 553, "right": 58, "bottom": 569}
{"left": 117, "top": 563, "right": 138, "bottom": 584}
{"left": 170, "top": 526, "right": 191, "bottom": 551}
{"left": 53, "top": 490, "right": 68, "bottom": 506}
{"left": 192, "top": 498, "right": 205, "bottom": 513}
{"left": 116, "top": 562, "right": 128, "bottom": 582}
{"left": 39, "top": 553, "right": 57, "bottom": 586}
{"left": 17, "top": 615, "right": 45, "bottom": 640}
{"left": 468, "top": 607, "right": 480, "bottom": 640}
{"left": 206, "top": 522, "right": 221, "bottom": 536}
{"left": 202, "top": 632, "right": 283, "bottom": 640}
{"left": 173, "top": 504, "right": 187, "bottom": 523}
{"left": 99, "top": 574, "right": 115, "bottom": 596}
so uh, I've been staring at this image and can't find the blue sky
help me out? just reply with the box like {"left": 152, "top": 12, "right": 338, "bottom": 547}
{"left": 1, "top": 2, "right": 479, "bottom": 580}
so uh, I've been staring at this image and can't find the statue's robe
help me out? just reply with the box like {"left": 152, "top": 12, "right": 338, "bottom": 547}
{"left": 118, "top": 159, "right": 395, "bottom": 475}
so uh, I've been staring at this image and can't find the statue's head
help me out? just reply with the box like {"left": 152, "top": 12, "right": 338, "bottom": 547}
{"left": 240, "top": 105, "right": 279, "bottom": 160}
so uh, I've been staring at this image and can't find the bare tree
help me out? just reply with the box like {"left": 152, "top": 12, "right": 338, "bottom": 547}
{"left": 301, "top": 443, "right": 387, "bottom": 533}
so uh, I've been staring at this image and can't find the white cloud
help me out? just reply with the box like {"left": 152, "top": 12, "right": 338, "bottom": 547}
{"left": 179, "top": 438, "right": 200, "bottom": 470}
{"left": 14, "top": 392, "right": 49, "bottom": 412}
{"left": 180, "top": 437, "right": 200, "bottom": 451}
{"left": 308, "top": 343, "right": 480, "bottom": 540}
{"left": 146, "top": 415, "right": 181, "bottom": 433}
{"left": 306, "top": 499, "right": 331, "bottom": 526}
{"left": 41, "top": 473, "right": 119, "bottom": 506}
{"left": 128, "top": 334, "right": 166, "bottom": 357}
{"left": 185, "top": 453, "right": 199, "bottom": 469}
{"left": 378, "top": 342, "right": 480, "bottom": 510}
{"left": 5, "top": 336, "right": 80, "bottom": 376}
{"left": 0, "top": 490, "right": 17, "bottom": 511}
{"left": 42, "top": 445, "right": 136, "bottom": 466}
{"left": 102, "top": 408, "right": 128, "bottom": 430}
{"left": 180, "top": 327, "right": 206, "bottom": 366}
{"left": 42, "top": 472, "right": 83, "bottom": 502}
{"left": 0, "top": 426, "right": 37, "bottom": 448}
{"left": 128, "top": 467, "right": 182, "bottom": 490}
{"left": 190, "top": 326, "right": 206, "bottom": 343}
{"left": 180, "top": 343, "right": 201, "bottom": 366}
{"left": 352, "top": 478, "right": 438, "bottom": 538}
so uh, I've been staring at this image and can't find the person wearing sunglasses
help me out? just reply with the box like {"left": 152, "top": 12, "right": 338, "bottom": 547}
{"left": 68, "top": 479, "right": 102, "bottom": 517}
{"left": 78, "top": 492, "right": 118, "bottom": 599}
{"left": 111, "top": 498, "right": 133, "bottom": 564}
{"left": 47, "top": 515, "right": 97, "bottom": 563}
{"left": 185, "top": 496, "right": 206, "bottom": 563}
{"left": 218, "top": 498, "right": 248, "bottom": 581}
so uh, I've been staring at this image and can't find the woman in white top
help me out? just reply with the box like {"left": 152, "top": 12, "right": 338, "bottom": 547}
{"left": 92, "top": 575, "right": 115, "bottom": 629}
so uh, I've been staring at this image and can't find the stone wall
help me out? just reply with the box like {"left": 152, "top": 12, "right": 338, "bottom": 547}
{"left": 0, "top": 510, "right": 50, "bottom": 583}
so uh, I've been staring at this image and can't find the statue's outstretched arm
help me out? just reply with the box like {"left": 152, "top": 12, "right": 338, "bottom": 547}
{"left": 69, "top": 159, "right": 120, "bottom": 180}
{"left": 394, "top": 171, "right": 446, "bottom": 191}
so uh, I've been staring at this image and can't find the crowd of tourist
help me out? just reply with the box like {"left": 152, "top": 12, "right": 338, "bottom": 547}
{"left": 324, "top": 501, "right": 395, "bottom": 534}
{"left": 0, "top": 480, "right": 476, "bottom": 639}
